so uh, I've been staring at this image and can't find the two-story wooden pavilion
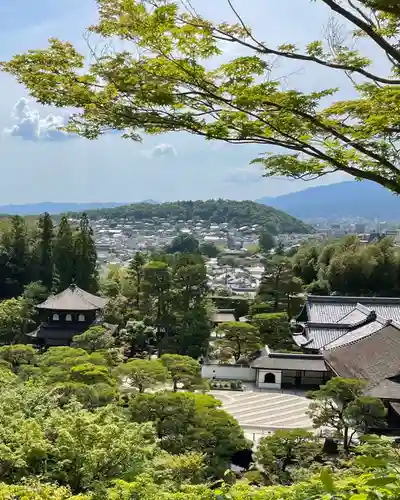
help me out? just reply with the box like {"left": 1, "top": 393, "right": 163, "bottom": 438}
{"left": 26, "top": 284, "right": 108, "bottom": 348}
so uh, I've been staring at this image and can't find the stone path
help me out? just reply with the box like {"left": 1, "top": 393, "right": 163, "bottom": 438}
{"left": 211, "top": 390, "right": 313, "bottom": 444}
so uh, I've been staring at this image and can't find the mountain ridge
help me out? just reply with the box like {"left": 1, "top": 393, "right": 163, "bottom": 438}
{"left": 0, "top": 200, "right": 158, "bottom": 215}
{"left": 257, "top": 181, "right": 400, "bottom": 220}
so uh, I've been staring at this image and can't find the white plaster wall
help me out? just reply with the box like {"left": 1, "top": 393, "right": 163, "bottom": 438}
{"left": 201, "top": 364, "right": 255, "bottom": 381}
{"left": 257, "top": 369, "right": 282, "bottom": 389}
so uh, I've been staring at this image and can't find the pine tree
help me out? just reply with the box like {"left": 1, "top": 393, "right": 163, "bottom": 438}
{"left": 258, "top": 256, "right": 302, "bottom": 314}
{"left": 141, "top": 261, "right": 172, "bottom": 354}
{"left": 4, "top": 216, "right": 31, "bottom": 297}
{"left": 35, "top": 213, "right": 54, "bottom": 290}
{"left": 73, "top": 213, "right": 98, "bottom": 292}
{"left": 170, "top": 254, "right": 211, "bottom": 358}
{"left": 127, "top": 251, "right": 147, "bottom": 310}
{"left": 53, "top": 216, "right": 74, "bottom": 291}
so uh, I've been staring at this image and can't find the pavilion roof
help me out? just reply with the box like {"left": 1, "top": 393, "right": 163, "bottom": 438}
{"left": 37, "top": 285, "right": 108, "bottom": 311}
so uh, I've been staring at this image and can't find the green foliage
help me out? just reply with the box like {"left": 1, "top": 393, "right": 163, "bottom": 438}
{"left": 116, "top": 358, "right": 169, "bottom": 392}
{"left": 249, "top": 301, "right": 274, "bottom": 316}
{"left": 127, "top": 251, "right": 147, "bottom": 309}
{"left": 199, "top": 242, "right": 220, "bottom": 258}
{"left": 34, "top": 346, "right": 119, "bottom": 407}
{"left": 215, "top": 321, "right": 262, "bottom": 362}
{"left": 1, "top": 215, "right": 32, "bottom": 298}
{"left": 308, "top": 378, "right": 386, "bottom": 451}
{"left": 119, "top": 320, "right": 155, "bottom": 358}
{"left": 306, "top": 279, "right": 331, "bottom": 295}
{"left": 0, "top": 481, "right": 90, "bottom": 499}
{"left": 258, "top": 230, "right": 275, "bottom": 254}
{"left": 252, "top": 312, "right": 291, "bottom": 350}
{"left": 0, "top": 296, "right": 34, "bottom": 343}
{"left": 53, "top": 215, "right": 75, "bottom": 291}
{"left": 72, "top": 326, "right": 116, "bottom": 353}
{"left": 258, "top": 256, "right": 303, "bottom": 315}
{"left": 82, "top": 200, "right": 310, "bottom": 234}
{"left": 161, "top": 354, "right": 202, "bottom": 392}
{"left": 73, "top": 213, "right": 98, "bottom": 292}
{"left": 166, "top": 234, "right": 200, "bottom": 254}
{"left": 293, "top": 236, "right": 400, "bottom": 296}
{"left": 0, "top": 344, "right": 37, "bottom": 373}
{"left": 0, "top": 213, "right": 99, "bottom": 300}
{"left": 168, "top": 253, "right": 211, "bottom": 358}
{"left": 255, "top": 429, "right": 321, "bottom": 484}
{"left": 4, "top": 0, "right": 400, "bottom": 193}
{"left": 127, "top": 391, "right": 248, "bottom": 476}
{"left": 35, "top": 212, "right": 55, "bottom": 290}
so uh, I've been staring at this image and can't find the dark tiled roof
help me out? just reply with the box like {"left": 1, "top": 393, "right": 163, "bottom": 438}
{"left": 251, "top": 346, "right": 327, "bottom": 372}
{"left": 296, "top": 323, "right": 349, "bottom": 350}
{"left": 367, "top": 379, "right": 400, "bottom": 400}
{"left": 324, "top": 324, "right": 400, "bottom": 390}
{"left": 37, "top": 285, "right": 108, "bottom": 311}
{"left": 27, "top": 323, "right": 88, "bottom": 341}
{"left": 306, "top": 295, "right": 400, "bottom": 323}
{"left": 336, "top": 304, "right": 371, "bottom": 324}
{"left": 325, "top": 315, "right": 388, "bottom": 350}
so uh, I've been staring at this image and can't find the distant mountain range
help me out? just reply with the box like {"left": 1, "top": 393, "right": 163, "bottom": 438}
{"left": 257, "top": 181, "right": 400, "bottom": 221}
{"left": 0, "top": 200, "right": 158, "bottom": 215}
{"left": 3, "top": 180, "right": 398, "bottom": 222}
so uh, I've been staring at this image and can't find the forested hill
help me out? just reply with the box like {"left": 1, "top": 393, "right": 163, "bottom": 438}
{"left": 82, "top": 200, "right": 312, "bottom": 234}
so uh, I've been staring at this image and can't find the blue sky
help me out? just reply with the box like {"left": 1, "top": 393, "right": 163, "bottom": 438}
{"left": 0, "top": 0, "right": 351, "bottom": 204}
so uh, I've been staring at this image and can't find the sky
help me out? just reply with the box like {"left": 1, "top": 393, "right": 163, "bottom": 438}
{"left": 0, "top": 0, "right": 355, "bottom": 204}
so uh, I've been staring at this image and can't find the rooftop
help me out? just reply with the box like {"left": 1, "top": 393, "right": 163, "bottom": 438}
{"left": 37, "top": 285, "right": 108, "bottom": 311}
{"left": 324, "top": 323, "right": 400, "bottom": 399}
{"left": 294, "top": 298, "right": 400, "bottom": 351}
{"left": 251, "top": 346, "right": 327, "bottom": 372}
{"left": 303, "top": 295, "right": 400, "bottom": 324}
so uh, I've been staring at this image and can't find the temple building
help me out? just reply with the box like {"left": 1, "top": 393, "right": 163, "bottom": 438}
{"left": 26, "top": 284, "right": 108, "bottom": 348}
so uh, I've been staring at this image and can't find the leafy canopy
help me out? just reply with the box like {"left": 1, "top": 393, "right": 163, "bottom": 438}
{"left": 2, "top": 1, "right": 400, "bottom": 191}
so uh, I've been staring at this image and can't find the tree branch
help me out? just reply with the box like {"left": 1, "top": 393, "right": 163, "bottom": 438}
{"left": 321, "top": 0, "right": 400, "bottom": 64}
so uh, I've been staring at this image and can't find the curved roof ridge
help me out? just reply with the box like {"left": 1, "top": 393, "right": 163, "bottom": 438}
{"left": 37, "top": 285, "right": 107, "bottom": 311}
{"left": 74, "top": 286, "right": 104, "bottom": 308}
{"left": 323, "top": 321, "right": 389, "bottom": 352}
{"left": 308, "top": 294, "right": 400, "bottom": 304}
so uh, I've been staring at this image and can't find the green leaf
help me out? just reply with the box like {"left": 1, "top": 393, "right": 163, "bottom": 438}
{"left": 320, "top": 469, "right": 335, "bottom": 493}
{"left": 357, "top": 456, "right": 387, "bottom": 468}
{"left": 366, "top": 476, "right": 397, "bottom": 487}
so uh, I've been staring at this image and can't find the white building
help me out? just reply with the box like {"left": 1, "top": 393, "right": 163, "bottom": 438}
{"left": 202, "top": 346, "right": 329, "bottom": 390}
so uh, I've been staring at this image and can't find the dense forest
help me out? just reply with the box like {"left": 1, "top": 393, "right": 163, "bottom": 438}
{"left": 293, "top": 235, "right": 400, "bottom": 296}
{"left": 82, "top": 200, "right": 312, "bottom": 234}
{"left": 0, "top": 213, "right": 98, "bottom": 300}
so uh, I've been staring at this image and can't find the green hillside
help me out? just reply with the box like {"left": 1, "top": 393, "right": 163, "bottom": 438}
{"left": 82, "top": 199, "right": 312, "bottom": 234}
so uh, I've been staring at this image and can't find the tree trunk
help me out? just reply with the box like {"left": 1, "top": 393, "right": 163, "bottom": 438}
{"left": 173, "top": 379, "right": 177, "bottom": 392}
{"left": 343, "top": 425, "right": 350, "bottom": 453}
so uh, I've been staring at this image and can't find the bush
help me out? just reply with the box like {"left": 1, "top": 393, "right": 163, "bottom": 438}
{"left": 209, "top": 379, "right": 243, "bottom": 391}
{"left": 252, "top": 312, "right": 292, "bottom": 350}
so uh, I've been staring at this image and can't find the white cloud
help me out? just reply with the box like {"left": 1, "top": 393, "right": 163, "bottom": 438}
{"left": 151, "top": 143, "right": 177, "bottom": 157}
{"left": 4, "top": 98, "right": 76, "bottom": 142}
{"left": 225, "top": 164, "right": 265, "bottom": 184}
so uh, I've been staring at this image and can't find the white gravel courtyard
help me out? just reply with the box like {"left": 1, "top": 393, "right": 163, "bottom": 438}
{"left": 211, "top": 389, "right": 313, "bottom": 444}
